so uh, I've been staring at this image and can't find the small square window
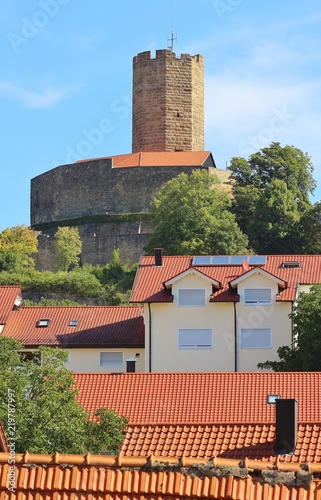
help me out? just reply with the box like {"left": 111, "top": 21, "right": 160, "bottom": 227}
{"left": 267, "top": 394, "right": 280, "bottom": 404}
{"left": 179, "top": 329, "right": 212, "bottom": 349}
{"left": 244, "top": 289, "right": 271, "bottom": 305}
{"left": 69, "top": 320, "right": 78, "bottom": 327}
{"left": 37, "top": 319, "right": 50, "bottom": 327}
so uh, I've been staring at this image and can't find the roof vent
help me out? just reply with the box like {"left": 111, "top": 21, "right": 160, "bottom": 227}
{"left": 154, "top": 248, "right": 163, "bottom": 267}
{"left": 275, "top": 399, "right": 298, "bottom": 455}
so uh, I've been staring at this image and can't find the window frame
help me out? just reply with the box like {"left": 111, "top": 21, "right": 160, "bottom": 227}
{"left": 178, "top": 328, "right": 213, "bottom": 349}
{"left": 243, "top": 288, "right": 272, "bottom": 305}
{"left": 240, "top": 328, "right": 272, "bottom": 349}
{"left": 99, "top": 351, "right": 124, "bottom": 367}
{"left": 178, "top": 288, "right": 206, "bottom": 306}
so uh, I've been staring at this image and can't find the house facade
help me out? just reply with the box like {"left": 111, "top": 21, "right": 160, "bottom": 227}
{"left": 130, "top": 252, "right": 321, "bottom": 372}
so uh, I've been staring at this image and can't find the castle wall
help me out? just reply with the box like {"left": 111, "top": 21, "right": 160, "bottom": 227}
{"left": 132, "top": 50, "right": 204, "bottom": 153}
{"left": 31, "top": 159, "right": 209, "bottom": 226}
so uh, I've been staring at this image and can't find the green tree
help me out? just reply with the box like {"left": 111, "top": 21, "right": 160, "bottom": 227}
{"left": 258, "top": 285, "right": 321, "bottom": 371}
{"left": 0, "top": 338, "right": 127, "bottom": 453}
{"left": 248, "top": 179, "right": 300, "bottom": 254}
{"left": 0, "top": 225, "right": 38, "bottom": 270}
{"left": 294, "top": 202, "right": 321, "bottom": 254}
{"left": 228, "top": 142, "right": 315, "bottom": 209}
{"left": 52, "top": 226, "right": 82, "bottom": 272}
{"left": 145, "top": 170, "right": 249, "bottom": 255}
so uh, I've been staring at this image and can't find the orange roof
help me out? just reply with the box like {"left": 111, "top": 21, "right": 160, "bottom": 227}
{"left": 130, "top": 254, "right": 321, "bottom": 303}
{"left": 3, "top": 305, "right": 144, "bottom": 347}
{"left": 1, "top": 452, "right": 320, "bottom": 500}
{"left": 122, "top": 422, "right": 321, "bottom": 463}
{"left": 77, "top": 151, "right": 214, "bottom": 168}
{"left": 74, "top": 371, "right": 321, "bottom": 424}
{"left": 74, "top": 372, "right": 321, "bottom": 463}
{"left": 0, "top": 422, "right": 8, "bottom": 453}
{"left": 0, "top": 286, "right": 22, "bottom": 324}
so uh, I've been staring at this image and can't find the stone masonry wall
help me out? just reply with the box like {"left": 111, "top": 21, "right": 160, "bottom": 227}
{"left": 132, "top": 50, "right": 204, "bottom": 153}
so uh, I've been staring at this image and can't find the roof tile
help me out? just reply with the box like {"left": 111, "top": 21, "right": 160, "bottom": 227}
{"left": 3, "top": 305, "right": 144, "bottom": 347}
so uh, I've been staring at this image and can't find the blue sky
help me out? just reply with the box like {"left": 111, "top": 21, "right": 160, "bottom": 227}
{"left": 1, "top": 0, "right": 321, "bottom": 232}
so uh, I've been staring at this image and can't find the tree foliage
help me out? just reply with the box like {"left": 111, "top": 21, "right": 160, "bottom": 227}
{"left": 0, "top": 338, "right": 128, "bottom": 453}
{"left": 228, "top": 142, "right": 316, "bottom": 253}
{"left": 258, "top": 285, "right": 321, "bottom": 371}
{"left": 0, "top": 225, "right": 38, "bottom": 270}
{"left": 145, "top": 170, "right": 249, "bottom": 255}
{"left": 52, "top": 226, "right": 82, "bottom": 272}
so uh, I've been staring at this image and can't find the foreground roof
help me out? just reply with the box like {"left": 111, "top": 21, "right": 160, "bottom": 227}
{"left": 130, "top": 254, "right": 321, "bottom": 303}
{"left": 77, "top": 151, "right": 215, "bottom": 168}
{"left": 1, "top": 452, "right": 320, "bottom": 500}
{"left": 74, "top": 372, "right": 321, "bottom": 463}
{"left": 3, "top": 305, "right": 144, "bottom": 348}
{"left": 0, "top": 286, "right": 22, "bottom": 324}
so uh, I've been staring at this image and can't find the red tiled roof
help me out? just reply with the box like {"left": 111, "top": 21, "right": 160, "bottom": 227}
{"left": 130, "top": 255, "right": 321, "bottom": 303}
{"left": 0, "top": 286, "right": 22, "bottom": 324}
{"left": 0, "top": 422, "right": 8, "bottom": 453}
{"left": 1, "top": 453, "right": 321, "bottom": 500}
{"left": 74, "top": 372, "right": 321, "bottom": 424}
{"left": 122, "top": 422, "right": 321, "bottom": 463}
{"left": 3, "top": 305, "right": 144, "bottom": 348}
{"left": 77, "top": 151, "right": 213, "bottom": 168}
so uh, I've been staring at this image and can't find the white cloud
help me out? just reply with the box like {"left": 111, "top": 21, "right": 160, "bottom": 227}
{"left": 0, "top": 81, "right": 80, "bottom": 108}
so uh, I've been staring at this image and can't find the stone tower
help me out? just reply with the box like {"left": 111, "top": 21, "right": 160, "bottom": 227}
{"left": 132, "top": 49, "right": 204, "bottom": 152}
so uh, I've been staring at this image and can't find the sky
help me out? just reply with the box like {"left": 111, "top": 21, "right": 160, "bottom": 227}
{"left": 1, "top": 0, "right": 321, "bottom": 232}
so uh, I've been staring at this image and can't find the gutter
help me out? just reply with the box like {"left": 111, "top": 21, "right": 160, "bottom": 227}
{"left": 234, "top": 301, "right": 237, "bottom": 372}
{"left": 148, "top": 302, "right": 152, "bottom": 372}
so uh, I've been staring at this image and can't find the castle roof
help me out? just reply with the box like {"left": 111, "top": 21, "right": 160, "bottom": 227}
{"left": 130, "top": 254, "right": 321, "bottom": 303}
{"left": 77, "top": 151, "right": 215, "bottom": 168}
{"left": 3, "top": 305, "right": 144, "bottom": 348}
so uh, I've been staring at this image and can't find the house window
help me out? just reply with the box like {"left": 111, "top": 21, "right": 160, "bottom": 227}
{"left": 178, "top": 289, "right": 206, "bottom": 306}
{"left": 37, "top": 319, "right": 50, "bottom": 327}
{"left": 240, "top": 328, "right": 272, "bottom": 348}
{"left": 244, "top": 289, "right": 271, "bottom": 304}
{"left": 100, "top": 352, "right": 123, "bottom": 367}
{"left": 179, "top": 329, "right": 212, "bottom": 349}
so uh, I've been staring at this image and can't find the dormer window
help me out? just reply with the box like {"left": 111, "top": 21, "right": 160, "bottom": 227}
{"left": 178, "top": 289, "right": 206, "bottom": 306}
{"left": 37, "top": 319, "right": 50, "bottom": 327}
{"left": 244, "top": 289, "right": 271, "bottom": 305}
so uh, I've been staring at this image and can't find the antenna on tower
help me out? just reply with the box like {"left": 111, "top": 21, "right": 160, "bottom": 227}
{"left": 167, "top": 31, "right": 177, "bottom": 51}
{"left": 167, "top": 5, "right": 177, "bottom": 51}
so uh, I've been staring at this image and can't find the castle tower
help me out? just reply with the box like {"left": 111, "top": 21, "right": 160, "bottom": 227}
{"left": 132, "top": 49, "right": 204, "bottom": 152}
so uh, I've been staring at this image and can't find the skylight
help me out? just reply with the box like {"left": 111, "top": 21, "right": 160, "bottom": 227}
{"left": 281, "top": 261, "right": 301, "bottom": 269}
{"left": 193, "top": 255, "right": 267, "bottom": 266}
{"left": 37, "top": 319, "right": 50, "bottom": 327}
{"left": 69, "top": 320, "right": 78, "bottom": 327}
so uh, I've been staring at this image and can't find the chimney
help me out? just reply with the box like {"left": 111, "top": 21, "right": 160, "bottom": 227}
{"left": 275, "top": 399, "right": 298, "bottom": 455}
{"left": 126, "top": 358, "right": 137, "bottom": 373}
{"left": 154, "top": 248, "right": 163, "bottom": 267}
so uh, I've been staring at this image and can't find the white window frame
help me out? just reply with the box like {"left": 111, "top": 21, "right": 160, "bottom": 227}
{"left": 240, "top": 328, "right": 272, "bottom": 349}
{"left": 99, "top": 351, "right": 124, "bottom": 367}
{"left": 178, "top": 328, "right": 212, "bottom": 349}
{"left": 178, "top": 289, "right": 206, "bottom": 306}
{"left": 243, "top": 288, "right": 272, "bottom": 305}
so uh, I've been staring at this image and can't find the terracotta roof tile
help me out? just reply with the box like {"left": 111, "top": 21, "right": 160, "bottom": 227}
{"left": 1, "top": 453, "right": 321, "bottom": 500}
{"left": 130, "top": 254, "right": 321, "bottom": 303}
{"left": 76, "top": 151, "right": 213, "bottom": 168}
{"left": 0, "top": 286, "right": 22, "bottom": 324}
{"left": 74, "top": 372, "right": 321, "bottom": 424}
{"left": 3, "top": 305, "right": 144, "bottom": 347}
